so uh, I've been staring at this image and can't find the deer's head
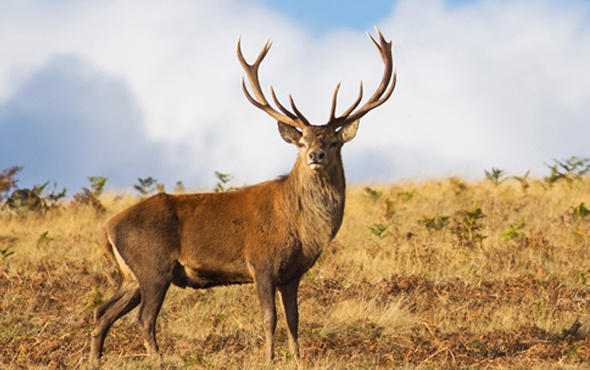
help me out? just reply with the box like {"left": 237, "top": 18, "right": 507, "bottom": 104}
{"left": 237, "top": 28, "right": 396, "bottom": 175}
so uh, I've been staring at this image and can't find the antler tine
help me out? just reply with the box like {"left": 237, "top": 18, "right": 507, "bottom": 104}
{"left": 288, "top": 94, "right": 311, "bottom": 126}
{"left": 237, "top": 37, "right": 307, "bottom": 129}
{"left": 236, "top": 37, "right": 270, "bottom": 105}
{"left": 329, "top": 81, "right": 342, "bottom": 122}
{"left": 254, "top": 39, "right": 272, "bottom": 66}
{"left": 357, "top": 67, "right": 396, "bottom": 113}
{"left": 338, "top": 82, "right": 364, "bottom": 119}
{"left": 269, "top": 87, "right": 311, "bottom": 126}
{"left": 328, "top": 82, "right": 364, "bottom": 129}
{"left": 270, "top": 86, "right": 297, "bottom": 120}
{"left": 328, "top": 27, "right": 396, "bottom": 128}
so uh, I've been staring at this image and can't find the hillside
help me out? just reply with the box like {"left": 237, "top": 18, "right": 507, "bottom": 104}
{"left": 1, "top": 168, "right": 590, "bottom": 368}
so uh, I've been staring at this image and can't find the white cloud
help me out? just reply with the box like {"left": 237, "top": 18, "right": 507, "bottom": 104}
{"left": 1, "top": 0, "right": 589, "bottom": 189}
{"left": 379, "top": 0, "right": 590, "bottom": 178}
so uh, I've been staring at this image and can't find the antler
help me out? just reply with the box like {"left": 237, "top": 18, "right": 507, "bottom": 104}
{"left": 237, "top": 37, "right": 310, "bottom": 129}
{"left": 328, "top": 27, "right": 396, "bottom": 128}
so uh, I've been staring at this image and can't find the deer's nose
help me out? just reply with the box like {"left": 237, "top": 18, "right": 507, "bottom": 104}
{"left": 309, "top": 150, "right": 325, "bottom": 163}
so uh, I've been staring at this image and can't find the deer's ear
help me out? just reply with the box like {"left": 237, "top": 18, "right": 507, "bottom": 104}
{"left": 278, "top": 121, "right": 302, "bottom": 144}
{"left": 337, "top": 120, "right": 359, "bottom": 143}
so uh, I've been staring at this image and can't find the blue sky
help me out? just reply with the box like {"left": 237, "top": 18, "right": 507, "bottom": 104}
{"left": 260, "top": 0, "right": 476, "bottom": 33}
{"left": 259, "top": 0, "right": 397, "bottom": 32}
{"left": 1, "top": 0, "right": 590, "bottom": 192}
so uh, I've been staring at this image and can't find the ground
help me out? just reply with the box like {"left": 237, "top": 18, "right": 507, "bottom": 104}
{"left": 1, "top": 177, "right": 589, "bottom": 368}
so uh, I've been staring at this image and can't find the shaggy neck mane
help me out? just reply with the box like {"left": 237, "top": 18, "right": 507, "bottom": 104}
{"left": 281, "top": 155, "right": 346, "bottom": 251}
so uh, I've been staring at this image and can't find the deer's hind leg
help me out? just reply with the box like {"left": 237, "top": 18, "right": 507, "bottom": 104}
{"left": 135, "top": 278, "right": 171, "bottom": 358}
{"left": 91, "top": 239, "right": 143, "bottom": 364}
{"left": 253, "top": 271, "right": 278, "bottom": 362}
{"left": 131, "top": 254, "right": 179, "bottom": 358}
{"left": 90, "top": 281, "right": 141, "bottom": 363}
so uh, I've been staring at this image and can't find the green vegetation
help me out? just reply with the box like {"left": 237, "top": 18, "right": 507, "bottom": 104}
{"left": 0, "top": 166, "right": 22, "bottom": 202}
{"left": 451, "top": 203, "right": 487, "bottom": 248}
{"left": 213, "top": 171, "right": 237, "bottom": 192}
{"left": 35, "top": 231, "right": 53, "bottom": 249}
{"left": 367, "top": 222, "right": 391, "bottom": 239}
{"left": 72, "top": 176, "right": 108, "bottom": 212}
{"left": 0, "top": 166, "right": 67, "bottom": 212}
{"left": 512, "top": 169, "right": 531, "bottom": 191}
{"left": 499, "top": 221, "right": 527, "bottom": 240}
{"left": 417, "top": 215, "right": 450, "bottom": 232}
{"left": 362, "top": 186, "right": 383, "bottom": 202}
{"left": 134, "top": 176, "right": 165, "bottom": 196}
{"left": 484, "top": 167, "right": 507, "bottom": 186}
{"left": 0, "top": 247, "right": 14, "bottom": 260}
{"left": 545, "top": 156, "right": 590, "bottom": 184}
{"left": 573, "top": 202, "right": 590, "bottom": 222}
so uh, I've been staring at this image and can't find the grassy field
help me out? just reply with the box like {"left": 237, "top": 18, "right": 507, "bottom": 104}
{"left": 1, "top": 174, "right": 590, "bottom": 368}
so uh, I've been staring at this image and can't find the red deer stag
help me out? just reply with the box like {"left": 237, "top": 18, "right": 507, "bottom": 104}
{"left": 90, "top": 28, "right": 395, "bottom": 364}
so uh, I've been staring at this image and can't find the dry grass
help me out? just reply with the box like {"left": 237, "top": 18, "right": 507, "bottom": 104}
{"left": 1, "top": 177, "right": 590, "bottom": 368}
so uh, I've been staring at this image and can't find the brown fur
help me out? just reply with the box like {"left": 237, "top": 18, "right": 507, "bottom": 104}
{"left": 90, "top": 30, "right": 394, "bottom": 365}
{"left": 90, "top": 124, "right": 353, "bottom": 363}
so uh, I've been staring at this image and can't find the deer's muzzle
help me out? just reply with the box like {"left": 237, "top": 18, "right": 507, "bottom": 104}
{"left": 308, "top": 150, "right": 325, "bottom": 170}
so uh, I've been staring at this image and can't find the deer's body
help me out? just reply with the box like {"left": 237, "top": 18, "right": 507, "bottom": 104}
{"left": 107, "top": 158, "right": 344, "bottom": 291}
{"left": 90, "top": 28, "right": 395, "bottom": 365}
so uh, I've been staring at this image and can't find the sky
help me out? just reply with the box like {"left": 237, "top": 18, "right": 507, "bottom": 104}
{"left": 1, "top": 0, "right": 590, "bottom": 192}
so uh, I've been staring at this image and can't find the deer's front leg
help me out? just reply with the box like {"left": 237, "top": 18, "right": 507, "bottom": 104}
{"left": 254, "top": 273, "right": 277, "bottom": 362}
{"left": 279, "top": 277, "right": 301, "bottom": 360}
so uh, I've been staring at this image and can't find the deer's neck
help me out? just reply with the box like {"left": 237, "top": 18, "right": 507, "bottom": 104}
{"left": 284, "top": 156, "right": 346, "bottom": 250}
